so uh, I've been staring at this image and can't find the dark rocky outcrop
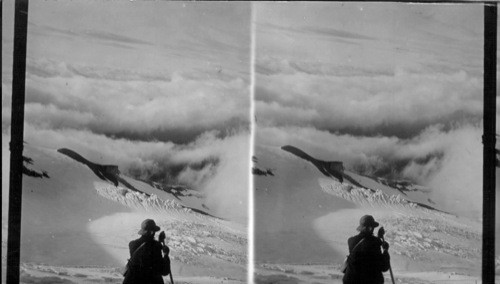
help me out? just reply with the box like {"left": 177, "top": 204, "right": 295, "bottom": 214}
{"left": 57, "top": 148, "right": 120, "bottom": 187}
{"left": 281, "top": 145, "right": 345, "bottom": 182}
{"left": 22, "top": 155, "right": 50, "bottom": 179}
{"left": 252, "top": 167, "right": 275, "bottom": 176}
{"left": 281, "top": 145, "right": 364, "bottom": 187}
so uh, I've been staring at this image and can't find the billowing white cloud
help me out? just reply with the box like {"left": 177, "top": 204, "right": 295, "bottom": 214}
{"left": 2, "top": 58, "right": 250, "bottom": 143}
{"left": 255, "top": 64, "right": 482, "bottom": 136}
{"left": 426, "top": 126, "right": 483, "bottom": 217}
{"left": 202, "top": 133, "right": 250, "bottom": 223}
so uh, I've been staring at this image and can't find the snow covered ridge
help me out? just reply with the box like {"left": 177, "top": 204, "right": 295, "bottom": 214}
{"left": 58, "top": 147, "right": 219, "bottom": 218}
{"left": 95, "top": 183, "right": 186, "bottom": 213}
{"left": 94, "top": 183, "right": 224, "bottom": 222}
{"left": 281, "top": 145, "right": 441, "bottom": 211}
{"left": 318, "top": 179, "right": 440, "bottom": 212}
{"left": 320, "top": 180, "right": 419, "bottom": 210}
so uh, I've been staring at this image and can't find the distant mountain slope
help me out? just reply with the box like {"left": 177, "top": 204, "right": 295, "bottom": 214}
{"left": 281, "top": 145, "right": 440, "bottom": 211}
{"left": 57, "top": 148, "right": 217, "bottom": 218}
{"left": 19, "top": 145, "right": 133, "bottom": 266}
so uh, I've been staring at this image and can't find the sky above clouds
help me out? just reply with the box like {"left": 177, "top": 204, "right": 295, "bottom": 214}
{"left": 254, "top": 2, "right": 494, "bottom": 217}
{"left": 4, "top": 0, "right": 251, "bottom": 142}
{"left": 2, "top": 1, "right": 251, "bottom": 223}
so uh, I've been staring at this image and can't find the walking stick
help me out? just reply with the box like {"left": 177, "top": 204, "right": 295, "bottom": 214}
{"left": 169, "top": 267, "right": 174, "bottom": 284}
{"left": 381, "top": 235, "right": 396, "bottom": 284}
{"left": 378, "top": 227, "right": 395, "bottom": 284}
{"left": 159, "top": 231, "right": 174, "bottom": 284}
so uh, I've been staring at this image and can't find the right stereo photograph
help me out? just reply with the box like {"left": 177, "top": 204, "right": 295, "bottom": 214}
{"left": 252, "top": 2, "right": 487, "bottom": 283}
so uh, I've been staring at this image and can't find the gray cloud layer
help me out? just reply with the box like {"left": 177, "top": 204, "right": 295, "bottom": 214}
{"left": 4, "top": 58, "right": 250, "bottom": 144}
{"left": 255, "top": 60, "right": 483, "bottom": 139}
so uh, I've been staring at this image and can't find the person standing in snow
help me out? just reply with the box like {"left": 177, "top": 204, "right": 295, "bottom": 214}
{"left": 342, "top": 215, "right": 391, "bottom": 284}
{"left": 123, "top": 219, "right": 171, "bottom": 284}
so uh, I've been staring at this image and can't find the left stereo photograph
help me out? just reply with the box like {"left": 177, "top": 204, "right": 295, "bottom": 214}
{"left": 2, "top": 1, "right": 251, "bottom": 283}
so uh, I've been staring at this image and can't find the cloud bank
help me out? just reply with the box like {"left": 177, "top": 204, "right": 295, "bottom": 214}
{"left": 255, "top": 60, "right": 482, "bottom": 138}
{"left": 3, "top": 58, "right": 249, "bottom": 144}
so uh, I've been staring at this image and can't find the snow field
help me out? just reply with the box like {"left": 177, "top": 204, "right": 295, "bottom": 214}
{"left": 19, "top": 262, "right": 247, "bottom": 284}
{"left": 319, "top": 179, "right": 419, "bottom": 210}
{"left": 317, "top": 178, "right": 482, "bottom": 267}
{"left": 91, "top": 182, "right": 247, "bottom": 266}
{"left": 87, "top": 212, "right": 247, "bottom": 281}
{"left": 314, "top": 181, "right": 482, "bottom": 279}
{"left": 255, "top": 262, "right": 484, "bottom": 284}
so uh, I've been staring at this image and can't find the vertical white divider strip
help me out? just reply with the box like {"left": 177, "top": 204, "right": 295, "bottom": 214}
{"left": 248, "top": 3, "right": 256, "bottom": 284}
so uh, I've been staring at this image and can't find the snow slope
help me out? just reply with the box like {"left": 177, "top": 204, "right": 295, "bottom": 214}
{"left": 254, "top": 144, "right": 486, "bottom": 283}
{"left": 3, "top": 143, "right": 247, "bottom": 283}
